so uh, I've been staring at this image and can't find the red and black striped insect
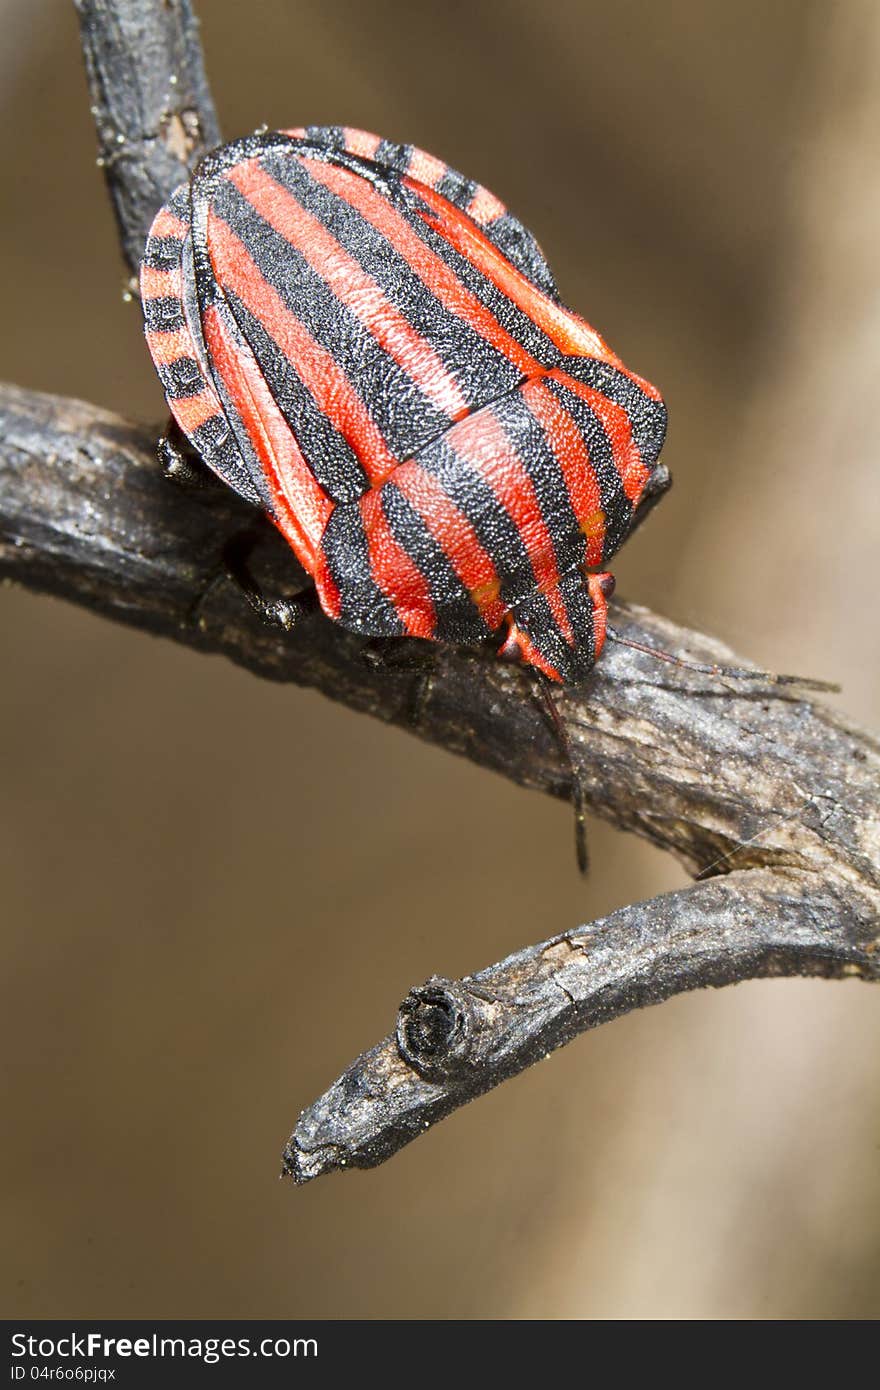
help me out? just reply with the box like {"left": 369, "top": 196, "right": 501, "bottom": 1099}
{"left": 140, "top": 125, "right": 671, "bottom": 685}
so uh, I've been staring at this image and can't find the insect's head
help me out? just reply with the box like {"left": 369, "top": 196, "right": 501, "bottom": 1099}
{"left": 499, "top": 571, "right": 615, "bottom": 685}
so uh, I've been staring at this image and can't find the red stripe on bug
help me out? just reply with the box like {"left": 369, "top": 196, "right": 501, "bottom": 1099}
{"left": 229, "top": 159, "right": 469, "bottom": 422}
{"left": 140, "top": 264, "right": 182, "bottom": 301}
{"left": 310, "top": 552, "right": 342, "bottom": 622}
{"left": 359, "top": 492, "right": 437, "bottom": 638}
{"left": 409, "top": 183, "right": 665, "bottom": 404}
{"left": 445, "top": 406, "right": 574, "bottom": 644}
{"left": 586, "top": 574, "right": 610, "bottom": 661}
{"left": 342, "top": 127, "right": 383, "bottom": 160}
{"left": 303, "top": 157, "right": 542, "bottom": 379}
{"left": 409, "top": 182, "right": 612, "bottom": 358}
{"left": 201, "top": 302, "right": 332, "bottom": 572}
{"left": 548, "top": 367, "right": 650, "bottom": 505}
{"left": 167, "top": 387, "right": 223, "bottom": 434}
{"left": 147, "top": 209, "right": 187, "bottom": 240}
{"left": 389, "top": 463, "right": 507, "bottom": 630}
{"left": 498, "top": 616, "right": 562, "bottom": 682}
{"left": 406, "top": 147, "right": 448, "bottom": 189}
{"left": 206, "top": 212, "right": 398, "bottom": 485}
{"left": 466, "top": 185, "right": 506, "bottom": 226}
{"left": 147, "top": 326, "right": 198, "bottom": 366}
{"left": 520, "top": 377, "right": 607, "bottom": 566}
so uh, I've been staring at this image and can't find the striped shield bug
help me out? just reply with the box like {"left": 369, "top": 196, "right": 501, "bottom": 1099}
{"left": 140, "top": 126, "right": 838, "bottom": 871}
{"left": 140, "top": 125, "right": 672, "bottom": 687}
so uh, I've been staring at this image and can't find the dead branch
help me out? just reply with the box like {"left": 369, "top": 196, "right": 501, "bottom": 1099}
{"left": 0, "top": 0, "right": 874, "bottom": 1181}
{"left": 288, "top": 869, "right": 878, "bottom": 1181}
{"left": 75, "top": 0, "right": 220, "bottom": 275}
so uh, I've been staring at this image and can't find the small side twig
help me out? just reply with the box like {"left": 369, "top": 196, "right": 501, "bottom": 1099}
{"left": 286, "top": 869, "right": 879, "bottom": 1181}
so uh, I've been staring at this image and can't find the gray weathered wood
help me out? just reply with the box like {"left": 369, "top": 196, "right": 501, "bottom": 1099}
{"left": 2, "top": 0, "right": 875, "bottom": 1180}
{"left": 2, "top": 380, "right": 878, "bottom": 1181}
{"left": 287, "top": 870, "right": 879, "bottom": 1181}
{"left": 75, "top": 0, "right": 221, "bottom": 274}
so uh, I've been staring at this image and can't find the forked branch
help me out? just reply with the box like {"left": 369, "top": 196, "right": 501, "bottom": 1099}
{"left": 1, "top": 1, "right": 876, "bottom": 1181}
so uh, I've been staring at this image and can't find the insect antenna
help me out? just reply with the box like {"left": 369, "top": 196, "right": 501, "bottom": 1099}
{"left": 604, "top": 626, "right": 840, "bottom": 694}
{"left": 535, "top": 673, "right": 589, "bottom": 875}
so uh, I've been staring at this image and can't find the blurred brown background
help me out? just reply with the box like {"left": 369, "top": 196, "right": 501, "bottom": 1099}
{"left": 2, "top": 0, "right": 879, "bottom": 1319}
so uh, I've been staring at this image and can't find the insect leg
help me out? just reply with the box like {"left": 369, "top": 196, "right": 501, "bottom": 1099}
{"left": 361, "top": 636, "right": 438, "bottom": 727}
{"left": 535, "top": 673, "right": 589, "bottom": 875}
{"left": 222, "top": 529, "right": 320, "bottom": 632}
{"left": 158, "top": 419, "right": 226, "bottom": 492}
{"left": 361, "top": 636, "right": 437, "bottom": 671}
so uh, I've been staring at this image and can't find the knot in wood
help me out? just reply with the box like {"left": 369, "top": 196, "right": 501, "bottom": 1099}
{"left": 396, "top": 978, "right": 476, "bottom": 1081}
